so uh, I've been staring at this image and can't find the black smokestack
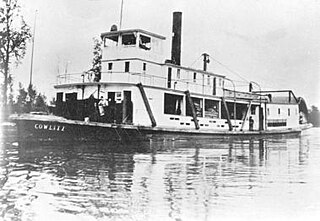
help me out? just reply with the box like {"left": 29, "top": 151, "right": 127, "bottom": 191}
{"left": 171, "top": 12, "right": 182, "bottom": 65}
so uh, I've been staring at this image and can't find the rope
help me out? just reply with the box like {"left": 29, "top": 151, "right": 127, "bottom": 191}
{"left": 188, "top": 54, "right": 203, "bottom": 68}
{"left": 209, "top": 55, "right": 250, "bottom": 83}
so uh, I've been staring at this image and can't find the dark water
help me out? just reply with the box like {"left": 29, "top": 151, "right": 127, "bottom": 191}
{"left": 1, "top": 125, "right": 320, "bottom": 221}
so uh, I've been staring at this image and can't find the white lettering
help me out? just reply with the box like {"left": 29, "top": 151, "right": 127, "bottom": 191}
{"left": 35, "top": 123, "right": 64, "bottom": 131}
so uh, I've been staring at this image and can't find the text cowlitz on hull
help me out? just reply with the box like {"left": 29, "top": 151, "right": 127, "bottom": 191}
{"left": 34, "top": 123, "right": 65, "bottom": 131}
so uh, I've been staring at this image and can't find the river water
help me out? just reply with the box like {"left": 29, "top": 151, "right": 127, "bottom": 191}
{"left": 0, "top": 125, "right": 319, "bottom": 221}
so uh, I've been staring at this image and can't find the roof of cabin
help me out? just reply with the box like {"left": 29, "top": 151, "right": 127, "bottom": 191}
{"left": 101, "top": 29, "right": 166, "bottom": 40}
{"left": 269, "top": 96, "right": 298, "bottom": 104}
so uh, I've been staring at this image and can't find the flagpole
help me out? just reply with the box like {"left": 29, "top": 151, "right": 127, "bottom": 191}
{"left": 29, "top": 10, "right": 37, "bottom": 86}
{"left": 119, "top": 0, "right": 124, "bottom": 30}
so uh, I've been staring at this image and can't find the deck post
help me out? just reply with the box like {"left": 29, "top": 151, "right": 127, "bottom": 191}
{"left": 136, "top": 83, "right": 157, "bottom": 127}
{"left": 185, "top": 90, "right": 200, "bottom": 130}
{"left": 97, "top": 84, "right": 101, "bottom": 99}
{"left": 259, "top": 106, "right": 264, "bottom": 131}
{"left": 221, "top": 98, "right": 233, "bottom": 131}
{"left": 240, "top": 101, "right": 252, "bottom": 131}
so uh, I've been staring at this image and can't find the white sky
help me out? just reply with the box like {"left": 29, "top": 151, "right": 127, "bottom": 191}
{"left": 13, "top": 0, "right": 320, "bottom": 107}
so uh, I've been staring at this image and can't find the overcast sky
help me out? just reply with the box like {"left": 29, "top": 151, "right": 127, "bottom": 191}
{"left": 14, "top": 0, "right": 320, "bottom": 107}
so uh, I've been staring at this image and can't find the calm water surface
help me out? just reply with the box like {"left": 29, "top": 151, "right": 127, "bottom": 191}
{"left": 1, "top": 125, "right": 320, "bottom": 221}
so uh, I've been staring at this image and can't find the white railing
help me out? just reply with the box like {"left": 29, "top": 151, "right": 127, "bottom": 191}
{"left": 57, "top": 71, "right": 226, "bottom": 96}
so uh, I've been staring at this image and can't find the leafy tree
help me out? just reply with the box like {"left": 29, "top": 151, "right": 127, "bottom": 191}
{"left": 0, "top": 0, "right": 31, "bottom": 106}
{"left": 34, "top": 93, "right": 47, "bottom": 112}
{"left": 15, "top": 82, "right": 27, "bottom": 112}
{"left": 86, "top": 38, "right": 102, "bottom": 82}
{"left": 13, "top": 82, "right": 48, "bottom": 113}
{"left": 27, "top": 83, "right": 36, "bottom": 109}
{"left": 309, "top": 105, "right": 320, "bottom": 127}
{"left": 7, "top": 74, "right": 13, "bottom": 105}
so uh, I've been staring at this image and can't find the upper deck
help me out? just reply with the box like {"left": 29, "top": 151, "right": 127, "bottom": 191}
{"left": 56, "top": 27, "right": 265, "bottom": 103}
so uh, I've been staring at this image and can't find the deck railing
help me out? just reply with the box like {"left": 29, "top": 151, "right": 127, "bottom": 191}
{"left": 57, "top": 71, "right": 227, "bottom": 95}
{"left": 56, "top": 71, "right": 264, "bottom": 101}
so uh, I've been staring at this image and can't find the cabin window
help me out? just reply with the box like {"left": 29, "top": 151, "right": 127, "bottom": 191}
{"left": 219, "top": 78, "right": 222, "bottom": 87}
{"left": 267, "top": 108, "right": 270, "bottom": 116}
{"left": 205, "top": 99, "right": 219, "bottom": 118}
{"left": 288, "top": 108, "right": 290, "bottom": 116}
{"left": 164, "top": 93, "right": 183, "bottom": 115}
{"left": 221, "top": 102, "right": 244, "bottom": 120}
{"left": 122, "top": 34, "right": 136, "bottom": 46}
{"left": 56, "top": 92, "right": 63, "bottom": 102}
{"left": 193, "top": 73, "right": 197, "bottom": 82}
{"left": 278, "top": 108, "right": 281, "bottom": 115}
{"left": 143, "top": 63, "right": 146, "bottom": 71}
{"left": 108, "top": 62, "right": 113, "bottom": 71}
{"left": 125, "top": 61, "right": 130, "bottom": 72}
{"left": 236, "top": 103, "right": 249, "bottom": 120}
{"left": 66, "top": 92, "right": 77, "bottom": 101}
{"left": 207, "top": 76, "right": 210, "bottom": 85}
{"left": 139, "top": 34, "right": 151, "bottom": 50}
{"left": 167, "top": 67, "right": 172, "bottom": 88}
{"left": 186, "top": 97, "right": 203, "bottom": 117}
{"left": 177, "top": 69, "right": 180, "bottom": 79}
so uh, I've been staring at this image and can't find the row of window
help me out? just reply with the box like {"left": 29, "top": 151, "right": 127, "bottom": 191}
{"left": 106, "top": 62, "right": 223, "bottom": 90}
{"left": 104, "top": 33, "right": 152, "bottom": 50}
{"left": 107, "top": 61, "right": 148, "bottom": 73}
{"left": 168, "top": 68, "right": 222, "bottom": 84}
{"left": 267, "top": 107, "right": 297, "bottom": 116}
{"left": 267, "top": 119, "right": 287, "bottom": 127}
{"left": 164, "top": 93, "right": 260, "bottom": 121}
{"left": 164, "top": 93, "right": 220, "bottom": 118}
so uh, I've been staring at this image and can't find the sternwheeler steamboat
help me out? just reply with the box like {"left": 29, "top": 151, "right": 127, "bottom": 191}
{"left": 11, "top": 12, "right": 312, "bottom": 142}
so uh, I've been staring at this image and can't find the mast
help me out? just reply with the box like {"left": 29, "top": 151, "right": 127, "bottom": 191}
{"left": 119, "top": 0, "right": 124, "bottom": 30}
{"left": 29, "top": 10, "right": 37, "bottom": 86}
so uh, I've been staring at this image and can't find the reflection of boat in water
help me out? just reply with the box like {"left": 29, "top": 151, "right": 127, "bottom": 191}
{"left": 2, "top": 124, "right": 313, "bottom": 220}
{"left": 10, "top": 12, "right": 312, "bottom": 142}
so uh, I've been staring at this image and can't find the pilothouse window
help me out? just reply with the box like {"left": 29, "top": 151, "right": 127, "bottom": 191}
{"left": 104, "top": 35, "right": 119, "bottom": 47}
{"left": 139, "top": 34, "right": 151, "bottom": 50}
{"left": 122, "top": 34, "right": 136, "bottom": 46}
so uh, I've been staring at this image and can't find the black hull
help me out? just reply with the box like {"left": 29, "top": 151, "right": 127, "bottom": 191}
{"left": 14, "top": 119, "right": 144, "bottom": 142}
{"left": 10, "top": 114, "right": 312, "bottom": 143}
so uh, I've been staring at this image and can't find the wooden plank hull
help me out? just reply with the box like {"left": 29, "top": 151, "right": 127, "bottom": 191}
{"left": 10, "top": 114, "right": 312, "bottom": 142}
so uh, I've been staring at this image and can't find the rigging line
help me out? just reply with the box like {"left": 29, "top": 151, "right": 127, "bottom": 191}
{"left": 209, "top": 55, "right": 250, "bottom": 83}
{"left": 188, "top": 54, "right": 203, "bottom": 68}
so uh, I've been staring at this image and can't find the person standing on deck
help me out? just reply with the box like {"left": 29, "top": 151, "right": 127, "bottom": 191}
{"left": 98, "top": 96, "right": 108, "bottom": 118}
{"left": 249, "top": 116, "right": 254, "bottom": 131}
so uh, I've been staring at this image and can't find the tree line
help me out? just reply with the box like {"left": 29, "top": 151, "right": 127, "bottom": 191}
{"left": 9, "top": 82, "right": 49, "bottom": 114}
